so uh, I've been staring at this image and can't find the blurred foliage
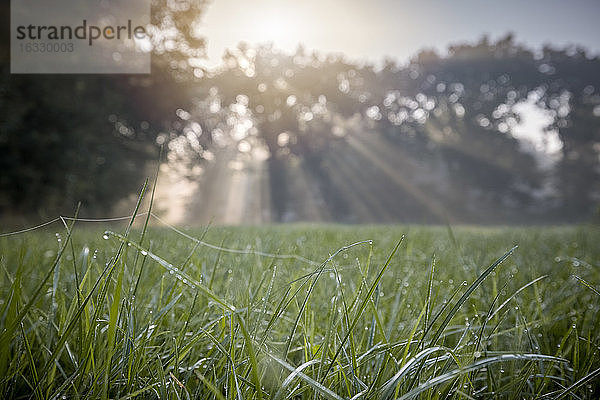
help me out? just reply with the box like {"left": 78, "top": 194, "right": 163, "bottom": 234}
{"left": 187, "top": 36, "right": 600, "bottom": 223}
{"left": 0, "top": 0, "right": 208, "bottom": 217}
{"left": 0, "top": 0, "right": 599, "bottom": 225}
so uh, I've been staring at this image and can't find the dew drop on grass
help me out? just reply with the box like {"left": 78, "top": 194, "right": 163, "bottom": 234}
{"left": 474, "top": 351, "right": 481, "bottom": 358}
{"left": 462, "top": 280, "right": 468, "bottom": 286}
{"left": 169, "top": 270, "right": 174, "bottom": 275}
{"left": 141, "top": 250, "right": 148, "bottom": 256}
{"left": 102, "top": 234, "right": 110, "bottom": 240}
{"left": 500, "top": 368, "right": 504, "bottom": 373}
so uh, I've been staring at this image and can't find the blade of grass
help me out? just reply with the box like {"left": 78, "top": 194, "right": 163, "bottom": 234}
{"left": 321, "top": 237, "right": 403, "bottom": 384}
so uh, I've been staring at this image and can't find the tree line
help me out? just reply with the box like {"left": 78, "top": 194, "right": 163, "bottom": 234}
{"left": 1, "top": 2, "right": 599, "bottom": 223}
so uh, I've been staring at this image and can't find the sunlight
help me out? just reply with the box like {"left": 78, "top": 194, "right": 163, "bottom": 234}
{"left": 253, "top": 11, "right": 298, "bottom": 44}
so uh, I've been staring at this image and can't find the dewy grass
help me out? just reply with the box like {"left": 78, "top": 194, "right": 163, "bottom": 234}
{"left": 0, "top": 210, "right": 599, "bottom": 398}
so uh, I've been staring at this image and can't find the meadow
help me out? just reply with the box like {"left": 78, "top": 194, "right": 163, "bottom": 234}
{"left": 1, "top": 212, "right": 599, "bottom": 399}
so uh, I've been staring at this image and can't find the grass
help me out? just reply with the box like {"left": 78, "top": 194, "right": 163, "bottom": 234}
{"left": 1, "top": 211, "right": 599, "bottom": 398}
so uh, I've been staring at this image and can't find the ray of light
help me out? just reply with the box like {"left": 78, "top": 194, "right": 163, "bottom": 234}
{"left": 345, "top": 131, "right": 453, "bottom": 222}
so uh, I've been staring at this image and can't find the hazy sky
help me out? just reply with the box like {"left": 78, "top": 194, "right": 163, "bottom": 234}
{"left": 199, "top": 0, "right": 600, "bottom": 66}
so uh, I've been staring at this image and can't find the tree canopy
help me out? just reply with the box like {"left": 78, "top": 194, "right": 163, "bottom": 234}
{"left": 1, "top": 10, "right": 599, "bottom": 224}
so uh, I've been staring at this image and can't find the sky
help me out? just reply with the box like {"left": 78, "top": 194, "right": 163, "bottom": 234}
{"left": 199, "top": 0, "right": 600, "bottom": 67}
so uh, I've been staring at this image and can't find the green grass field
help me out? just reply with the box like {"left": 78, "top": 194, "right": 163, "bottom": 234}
{"left": 1, "top": 218, "right": 599, "bottom": 399}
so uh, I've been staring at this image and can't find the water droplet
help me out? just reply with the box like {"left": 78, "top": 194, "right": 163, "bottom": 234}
{"left": 141, "top": 250, "right": 148, "bottom": 256}
{"left": 500, "top": 368, "right": 505, "bottom": 373}
{"left": 462, "top": 281, "right": 468, "bottom": 286}
{"left": 169, "top": 270, "right": 174, "bottom": 275}
{"left": 474, "top": 351, "right": 481, "bottom": 358}
{"left": 102, "top": 234, "right": 110, "bottom": 240}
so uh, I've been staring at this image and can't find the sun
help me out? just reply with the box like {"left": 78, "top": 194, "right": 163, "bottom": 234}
{"left": 202, "top": 0, "right": 309, "bottom": 63}
{"left": 257, "top": 15, "right": 288, "bottom": 40}
{"left": 251, "top": 10, "right": 300, "bottom": 46}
